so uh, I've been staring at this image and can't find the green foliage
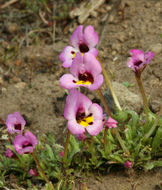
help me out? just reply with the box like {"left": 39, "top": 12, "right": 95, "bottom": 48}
{"left": 1, "top": 110, "right": 162, "bottom": 189}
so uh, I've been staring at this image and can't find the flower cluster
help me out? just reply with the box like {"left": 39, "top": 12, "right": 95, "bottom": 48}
{"left": 59, "top": 25, "right": 118, "bottom": 138}
{"left": 5, "top": 112, "right": 38, "bottom": 156}
{"left": 59, "top": 25, "right": 105, "bottom": 137}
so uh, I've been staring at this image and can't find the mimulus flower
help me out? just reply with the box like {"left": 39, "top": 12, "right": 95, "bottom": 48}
{"left": 124, "top": 160, "right": 132, "bottom": 169}
{"left": 6, "top": 148, "right": 15, "bottom": 158}
{"left": 126, "top": 49, "right": 154, "bottom": 73}
{"left": 29, "top": 169, "right": 39, "bottom": 176}
{"left": 105, "top": 116, "right": 118, "bottom": 129}
{"left": 59, "top": 25, "right": 99, "bottom": 68}
{"left": 60, "top": 150, "right": 64, "bottom": 157}
{"left": 64, "top": 89, "right": 103, "bottom": 136}
{"left": 60, "top": 52, "right": 103, "bottom": 91}
{"left": 14, "top": 131, "right": 38, "bottom": 155}
{"left": 6, "top": 112, "right": 26, "bottom": 134}
{"left": 76, "top": 133, "right": 87, "bottom": 141}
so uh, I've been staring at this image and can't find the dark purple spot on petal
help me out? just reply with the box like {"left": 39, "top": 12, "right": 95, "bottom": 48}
{"left": 73, "top": 80, "right": 76, "bottom": 83}
{"left": 89, "top": 122, "right": 93, "bottom": 125}
{"left": 134, "top": 60, "right": 143, "bottom": 66}
{"left": 14, "top": 123, "right": 21, "bottom": 130}
{"left": 78, "top": 72, "right": 94, "bottom": 83}
{"left": 22, "top": 141, "right": 33, "bottom": 148}
{"left": 79, "top": 43, "right": 89, "bottom": 53}
{"left": 76, "top": 111, "right": 86, "bottom": 122}
{"left": 71, "top": 51, "right": 75, "bottom": 54}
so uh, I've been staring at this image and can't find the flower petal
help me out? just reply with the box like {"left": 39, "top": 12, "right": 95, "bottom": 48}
{"left": 83, "top": 25, "right": 99, "bottom": 49}
{"left": 130, "top": 49, "right": 144, "bottom": 61}
{"left": 70, "top": 25, "right": 83, "bottom": 49}
{"left": 86, "top": 120, "right": 103, "bottom": 136}
{"left": 25, "top": 131, "right": 38, "bottom": 147}
{"left": 59, "top": 46, "right": 77, "bottom": 68}
{"left": 83, "top": 53, "right": 102, "bottom": 78}
{"left": 88, "top": 103, "right": 103, "bottom": 120}
{"left": 89, "top": 48, "right": 98, "bottom": 57}
{"left": 70, "top": 52, "right": 84, "bottom": 77}
{"left": 64, "top": 89, "right": 92, "bottom": 120}
{"left": 144, "top": 51, "right": 154, "bottom": 64}
{"left": 68, "top": 119, "right": 85, "bottom": 135}
{"left": 60, "top": 74, "right": 78, "bottom": 89}
{"left": 88, "top": 74, "right": 104, "bottom": 91}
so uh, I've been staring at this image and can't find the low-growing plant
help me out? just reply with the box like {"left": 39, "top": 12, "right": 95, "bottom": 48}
{"left": 0, "top": 25, "right": 162, "bottom": 189}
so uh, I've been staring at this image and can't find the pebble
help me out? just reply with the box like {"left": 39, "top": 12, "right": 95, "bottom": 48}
{"left": 112, "top": 82, "right": 142, "bottom": 112}
{"left": 0, "top": 67, "right": 3, "bottom": 74}
{"left": 14, "top": 82, "right": 27, "bottom": 90}
{"left": 112, "top": 50, "right": 117, "bottom": 56}
{"left": 108, "top": 15, "right": 115, "bottom": 24}
{"left": 6, "top": 23, "right": 19, "bottom": 34}
{"left": 106, "top": 5, "right": 112, "bottom": 11}
{"left": 0, "top": 77, "right": 3, "bottom": 85}
{"left": 151, "top": 100, "right": 161, "bottom": 113}
{"left": 112, "top": 43, "right": 121, "bottom": 52}
{"left": 144, "top": 2, "right": 151, "bottom": 8}
{"left": 150, "top": 43, "right": 162, "bottom": 54}
{"left": 117, "top": 32, "right": 126, "bottom": 42}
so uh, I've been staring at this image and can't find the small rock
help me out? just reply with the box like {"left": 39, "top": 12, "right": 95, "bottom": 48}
{"left": 6, "top": 23, "right": 19, "bottom": 34}
{"left": 112, "top": 50, "right": 117, "bottom": 56}
{"left": 0, "top": 67, "right": 3, "bottom": 74}
{"left": 108, "top": 14, "right": 115, "bottom": 23}
{"left": 0, "top": 77, "right": 3, "bottom": 85}
{"left": 1, "top": 87, "right": 7, "bottom": 95}
{"left": 155, "top": 2, "right": 161, "bottom": 8}
{"left": 14, "top": 82, "right": 27, "bottom": 90}
{"left": 90, "top": 10, "right": 98, "bottom": 18}
{"left": 106, "top": 5, "right": 112, "bottom": 11}
{"left": 150, "top": 100, "right": 161, "bottom": 113}
{"left": 112, "top": 82, "right": 142, "bottom": 112}
{"left": 112, "top": 43, "right": 121, "bottom": 52}
{"left": 117, "top": 32, "right": 126, "bottom": 42}
{"left": 144, "top": 2, "right": 151, "bottom": 8}
{"left": 150, "top": 43, "right": 162, "bottom": 54}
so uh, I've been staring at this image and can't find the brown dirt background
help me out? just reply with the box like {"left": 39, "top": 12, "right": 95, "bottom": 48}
{"left": 0, "top": 0, "right": 161, "bottom": 189}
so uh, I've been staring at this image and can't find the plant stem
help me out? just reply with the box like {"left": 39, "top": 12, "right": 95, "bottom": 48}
{"left": 135, "top": 74, "right": 149, "bottom": 125}
{"left": 96, "top": 89, "right": 111, "bottom": 116}
{"left": 97, "top": 57, "right": 122, "bottom": 111}
{"left": 96, "top": 89, "right": 129, "bottom": 155}
{"left": 63, "top": 130, "right": 71, "bottom": 166}
{"left": 32, "top": 152, "right": 55, "bottom": 190}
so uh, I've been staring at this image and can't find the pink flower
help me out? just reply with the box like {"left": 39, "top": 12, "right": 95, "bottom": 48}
{"left": 59, "top": 25, "right": 99, "bottom": 68}
{"left": 124, "top": 161, "right": 132, "bottom": 169}
{"left": 60, "top": 52, "right": 103, "bottom": 91}
{"left": 60, "top": 150, "right": 64, "bottom": 157}
{"left": 6, "top": 148, "right": 15, "bottom": 158}
{"left": 105, "top": 116, "right": 118, "bottom": 129}
{"left": 76, "top": 133, "right": 87, "bottom": 141}
{"left": 14, "top": 131, "right": 38, "bottom": 155}
{"left": 29, "top": 169, "right": 39, "bottom": 176}
{"left": 64, "top": 89, "right": 103, "bottom": 136}
{"left": 126, "top": 49, "right": 154, "bottom": 73}
{"left": 6, "top": 112, "right": 26, "bottom": 134}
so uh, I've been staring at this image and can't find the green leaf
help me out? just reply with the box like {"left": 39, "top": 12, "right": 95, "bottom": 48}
{"left": 144, "top": 160, "right": 162, "bottom": 170}
{"left": 123, "top": 81, "right": 134, "bottom": 88}
{"left": 45, "top": 144, "right": 55, "bottom": 160}
{"left": 152, "top": 126, "right": 162, "bottom": 153}
{"left": 68, "top": 136, "right": 80, "bottom": 164}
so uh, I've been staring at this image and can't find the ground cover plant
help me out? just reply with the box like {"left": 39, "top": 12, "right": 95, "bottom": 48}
{"left": 0, "top": 23, "right": 162, "bottom": 190}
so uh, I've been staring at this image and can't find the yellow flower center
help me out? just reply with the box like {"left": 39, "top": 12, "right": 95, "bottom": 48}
{"left": 78, "top": 116, "right": 93, "bottom": 127}
{"left": 76, "top": 81, "right": 91, "bottom": 85}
